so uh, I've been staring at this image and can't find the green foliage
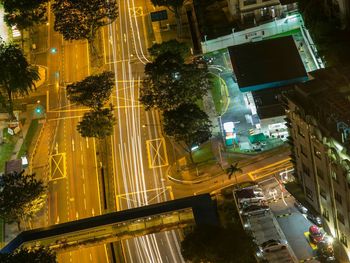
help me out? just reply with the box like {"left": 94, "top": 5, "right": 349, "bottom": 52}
{"left": 3, "top": 0, "right": 48, "bottom": 30}
{"left": 0, "top": 41, "right": 39, "bottom": 118}
{"left": 181, "top": 224, "right": 256, "bottom": 263}
{"left": 77, "top": 106, "right": 116, "bottom": 138}
{"left": 17, "top": 119, "right": 39, "bottom": 159}
{"left": 140, "top": 52, "right": 210, "bottom": 111}
{"left": 163, "top": 103, "right": 212, "bottom": 162}
{"left": 226, "top": 162, "right": 242, "bottom": 180}
{"left": 148, "top": 39, "right": 189, "bottom": 59}
{"left": 0, "top": 171, "right": 46, "bottom": 224}
{"left": 52, "top": 0, "right": 118, "bottom": 43}
{"left": 0, "top": 246, "right": 57, "bottom": 263}
{"left": 67, "top": 71, "right": 114, "bottom": 110}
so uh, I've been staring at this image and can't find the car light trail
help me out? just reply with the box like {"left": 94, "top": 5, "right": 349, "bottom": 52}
{"left": 106, "top": 0, "right": 184, "bottom": 261}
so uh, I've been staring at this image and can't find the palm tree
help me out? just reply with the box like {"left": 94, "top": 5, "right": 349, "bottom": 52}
{"left": 226, "top": 162, "right": 242, "bottom": 185}
{"left": 0, "top": 41, "right": 40, "bottom": 118}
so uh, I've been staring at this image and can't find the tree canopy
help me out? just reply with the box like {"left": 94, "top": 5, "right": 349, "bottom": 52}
{"left": 67, "top": 71, "right": 114, "bottom": 110}
{"left": 163, "top": 103, "right": 212, "bottom": 163}
{"left": 148, "top": 39, "right": 189, "bottom": 59}
{"left": 0, "top": 41, "right": 39, "bottom": 118}
{"left": 140, "top": 52, "right": 210, "bottom": 111}
{"left": 3, "top": 0, "right": 48, "bottom": 30}
{"left": 181, "top": 224, "right": 256, "bottom": 263}
{"left": 0, "top": 171, "right": 46, "bottom": 225}
{"left": 52, "top": 0, "right": 118, "bottom": 43}
{"left": 0, "top": 246, "right": 57, "bottom": 263}
{"left": 77, "top": 106, "right": 116, "bottom": 138}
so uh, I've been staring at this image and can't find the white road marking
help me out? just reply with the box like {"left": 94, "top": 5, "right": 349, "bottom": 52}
{"left": 84, "top": 198, "right": 87, "bottom": 209}
{"left": 71, "top": 139, "right": 75, "bottom": 151}
{"left": 86, "top": 137, "right": 89, "bottom": 148}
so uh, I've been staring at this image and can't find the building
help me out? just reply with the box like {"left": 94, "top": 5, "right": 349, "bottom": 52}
{"left": 282, "top": 67, "right": 350, "bottom": 260}
{"left": 227, "top": 0, "right": 298, "bottom": 25}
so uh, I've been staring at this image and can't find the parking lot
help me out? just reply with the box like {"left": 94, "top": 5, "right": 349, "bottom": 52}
{"left": 234, "top": 177, "right": 336, "bottom": 262}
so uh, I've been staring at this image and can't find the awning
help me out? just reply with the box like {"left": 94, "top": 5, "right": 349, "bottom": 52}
{"left": 248, "top": 133, "right": 267, "bottom": 144}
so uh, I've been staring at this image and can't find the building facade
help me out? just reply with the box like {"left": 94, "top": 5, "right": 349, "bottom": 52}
{"left": 227, "top": 0, "right": 298, "bottom": 25}
{"left": 282, "top": 67, "right": 350, "bottom": 260}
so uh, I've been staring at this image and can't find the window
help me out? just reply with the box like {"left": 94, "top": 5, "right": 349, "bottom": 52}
{"left": 300, "top": 144, "right": 307, "bottom": 157}
{"left": 337, "top": 211, "right": 345, "bottom": 225}
{"left": 302, "top": 163, "right": 310, "bottom": 177}
{"left": 305, "top": 186, "right": 313, "bottom": 201}
{"left": 341, "top": 233, "right": 348, "bottom": 247}
{"left": 320, "top": 189, "right": 327, "bottom": 200}
{"left": 331, "top": 170, "right": 338, "bottom": 182}
{"left": 335, "top": 192, "right": 342, "bottom": 204}
{"left": 298, "top": 125, "right": 305, "bottom": 138}
{"left": 317, "top": 167, "right": 324, "bottom": 180}
{"left": 243, "top": 0, "right": 257, "bottom": 5}
{"left": 322, "top": 208, "right": 329, "bottom": 221}
{"left": 314, "top": 147, "right": 321, "bottom": 159}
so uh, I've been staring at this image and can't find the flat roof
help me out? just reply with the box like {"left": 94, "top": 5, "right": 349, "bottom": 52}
{"left": 228, "top": 36, "right": 308, "bottom": 92}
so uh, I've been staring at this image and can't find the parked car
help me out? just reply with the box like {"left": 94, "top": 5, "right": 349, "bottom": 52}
{"left": 307, "top": 213, "right": 322, "bottom": 227}
{"left": 309, "top": 225, "right": 325, "bottom": 243}
{"left": 294, "top": 201, "right": 308, "bottom": 214}
{"left": 240, "top": 199, "right": 267, "bottom": 209}
{"left": 259, "top": 239, "right": 287, "bottom": 253}
{"left": 241, "top": 204, "right": 270, "bottom": 216}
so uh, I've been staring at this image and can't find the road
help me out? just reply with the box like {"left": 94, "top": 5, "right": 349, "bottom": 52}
{"left": 30, "top": 4, "right": 108, "bottom": 263}
{"left": 258, "top": 177, "right": 318, "bottom": 261}
{"left": 104, "top": 0, "right": 185, "bottom": 262}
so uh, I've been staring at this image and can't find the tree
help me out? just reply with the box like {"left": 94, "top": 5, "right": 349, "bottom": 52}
{"left": 151, "top": 0, "right": 188, "bottom": 37}
{"left": 0, "top": 246, "right": 57, "bottom": 263}
{"left": 181, "top": 224, "right": 256, "bottom": 263}
{"left": 148, "top": 39, "right": 189, "bottom": 59}
{"left": 52, "top": 0, "right": 118, "bottom": 44}
{"left": 140, "top": 52, "right": 210, "bottom": 111}
{"left": 3, "top": 0, "right": 48, "bottom": 30}
{"left": 66, "top": 71, "right": 114, "bottom": 110}
{"left": 77, "top": 106, "right": 116, "bottom": 138}
{"left": 0, "top": 171, "right": 46, "bottom": 229}
{"left": 0, "top": 41, "right": 40, "bottom": 119}
{"left": 226, "top": 162, "right": 242, "bottom": 184}
{"left": 163, "top": 103, "right": 212, "bottom": 163}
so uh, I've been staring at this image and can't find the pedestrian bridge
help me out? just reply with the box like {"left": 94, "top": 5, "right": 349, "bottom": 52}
{"left": 1, "top": 194, "right": 218, "bottom": 253}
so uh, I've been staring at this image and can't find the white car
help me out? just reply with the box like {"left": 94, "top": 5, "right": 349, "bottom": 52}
{"left": 259, "top": 239, "right": 287, "bottom": 253}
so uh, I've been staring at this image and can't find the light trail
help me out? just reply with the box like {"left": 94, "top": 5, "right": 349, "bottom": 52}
{"left": 105, "top": 0, "right": 185, "bottom": 261}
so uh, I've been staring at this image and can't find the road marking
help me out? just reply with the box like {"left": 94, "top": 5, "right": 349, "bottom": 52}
{"left": 80, "top": 141, "right": 83, "bottom": 151}
{"left": 276, "top": 213, "right": 292, "bottom": 218}
{"left": 71, "top": 139, "right": 75, "bottom": 151}
{"left": 267, "top": 194, "right": 292, "bottom": 203}
{"left": 83, "top": 183, "right": 86, "bottom": 194}
{"left": 303, "top": 232, "right": 318, "bottom": 250}
{"left": 146, "top": 138, "right": 169, "bottom": 168}
{"left": 76, "top": 211, "right": 79, "bottom": 220}
{"left": 81, "top": 154, "right": 84, "bottom": 164}
{"left": 86, "top": 137, "right": 89, "bottom": 148}
{"left": 92, "top": 208, "right": 95, "bottom": 216}
{"left": 82, "top": 169, "right": 85, "bottom": 179}
{"left": 49, "top": 153, "right": 66, "bottom": 181}
{"left": 84, "top": 198, "right": 87, "bottom": 210}
{"left": 89, "top": 253, "right": 93, "bottom": 261}
{"left": 129, "top": 6, "right": 143, "bottom": 17}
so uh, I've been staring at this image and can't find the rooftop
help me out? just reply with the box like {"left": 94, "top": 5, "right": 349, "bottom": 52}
{"left": 228, "top": 36, "right": 308, "bottom": 92}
